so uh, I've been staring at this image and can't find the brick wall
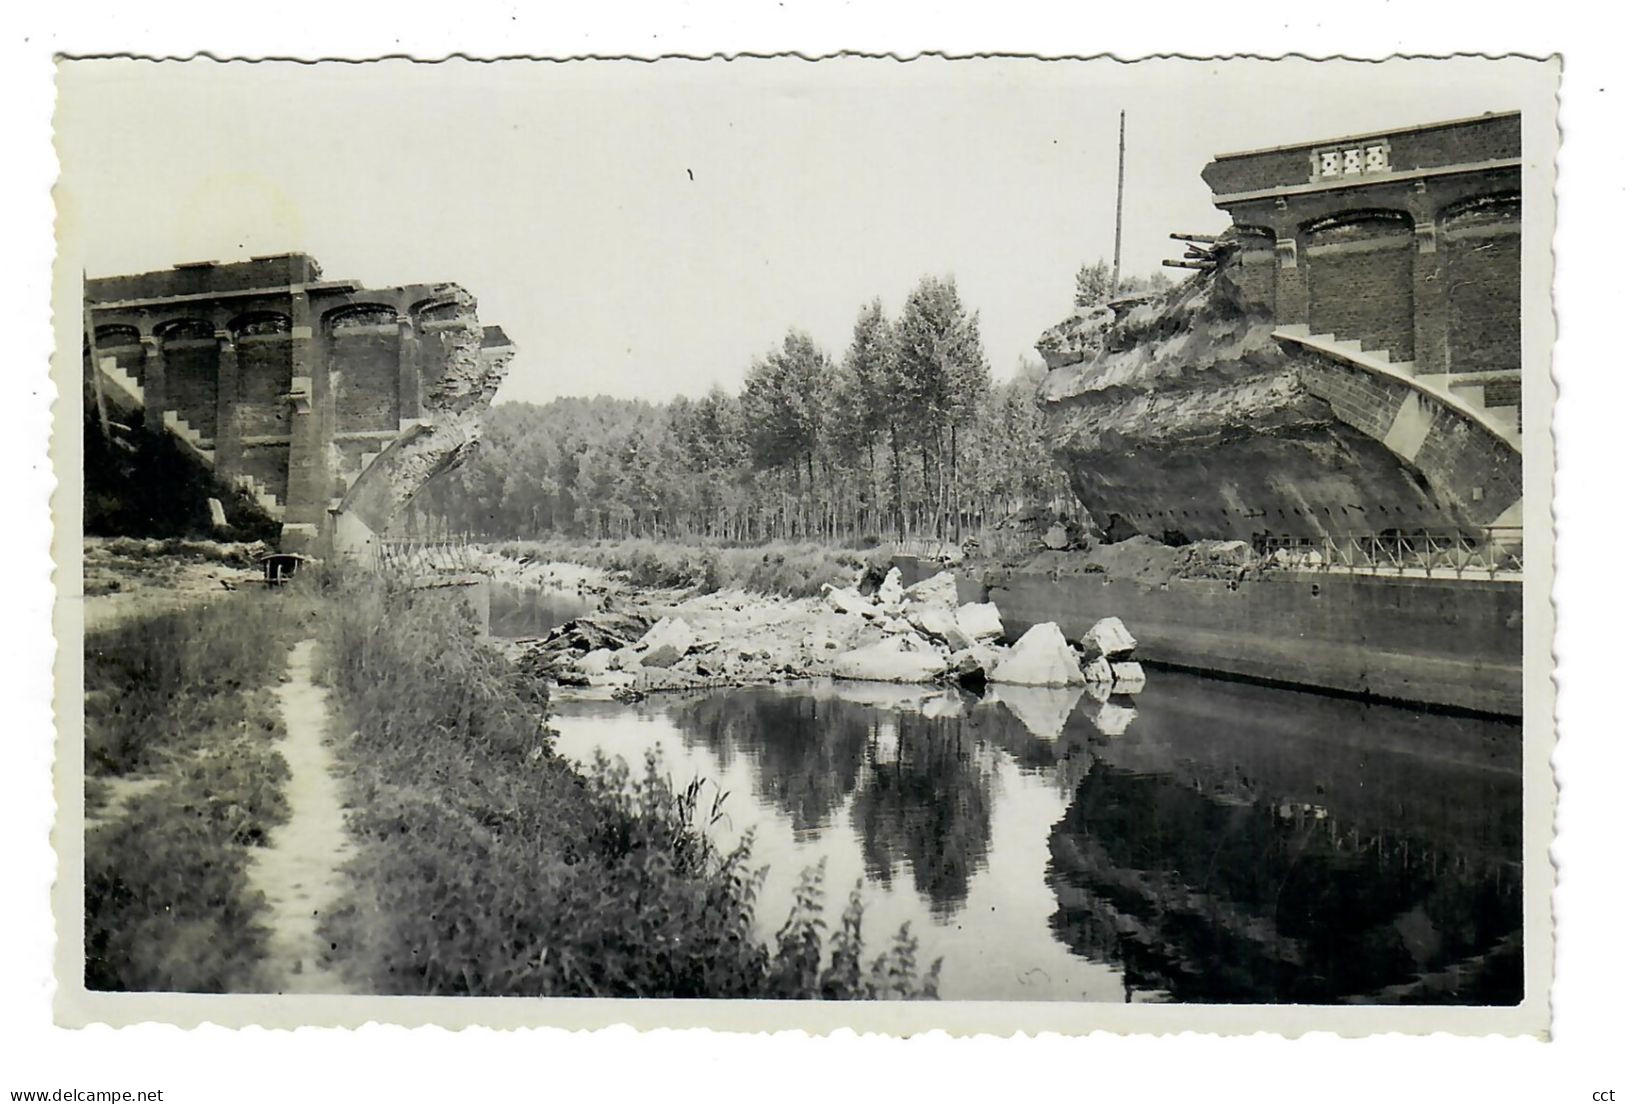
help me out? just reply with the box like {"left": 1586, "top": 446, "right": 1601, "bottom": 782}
{"left": 1299, "top": 360, "right": 1408, "bottom": 441}
{"left": 1444, "top": 229, "right": 1519, "bottom": 373}
{"left": 1202, "top": 113, "right": 1519, "bottom": 198}
{"left": 163, "top": 340, "right": 218, "bottom": 437}
{"left": 87, "top": 254, "right": 320, "bottom": 303}
{"left": 1306, "top": 225, "right": 1415, "bottom": 359}
{"left": 1410, "top": 412, "right": 1522, "bottom": 518}
{"left": 1228, "top": 248, "right": 1278, "bottom": 312}
{"left": 236, "top": 336, "right": 294, "bottom": 436}
{"left": 241, "top": 443, "right": 291, "bottom": 503}
{"left": 331, "top": 332, "right": 400, "bottom": 432}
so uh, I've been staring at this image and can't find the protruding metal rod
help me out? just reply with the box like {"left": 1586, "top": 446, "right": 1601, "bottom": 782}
{"left": 1170, "top": 232, "right": 1221, "bottom": 244}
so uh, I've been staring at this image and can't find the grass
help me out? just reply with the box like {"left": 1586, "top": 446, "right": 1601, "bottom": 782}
{"left": 491, "top": 536, "right": 893, "bottom": 598}
{"left": 317, "top": 574, "right": 940, "bottom": 998}
{"left": 82, "top": 589, "right": 310, "bottom": 992}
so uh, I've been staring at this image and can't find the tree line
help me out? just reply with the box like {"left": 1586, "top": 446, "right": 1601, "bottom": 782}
{"left": 413, "top": 273, "right": 1087, "bottom": 544}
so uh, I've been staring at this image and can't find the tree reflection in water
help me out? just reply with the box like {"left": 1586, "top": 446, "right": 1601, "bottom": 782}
{"left": 849, "top": 712, "right": 994, "bottom": 919}
{"left": 670, "top": 689, "right": 871, "bottom": 835}
{"left": 655, "top": 667, "right": 1524, "bottom": 1004}
{"left": 671, "top": 686, "right": 998, "bottom": 917}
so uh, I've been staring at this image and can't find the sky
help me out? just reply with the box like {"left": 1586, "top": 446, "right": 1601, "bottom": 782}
{"left": 57, "top": 56, "right": 1537, "bottom": 406}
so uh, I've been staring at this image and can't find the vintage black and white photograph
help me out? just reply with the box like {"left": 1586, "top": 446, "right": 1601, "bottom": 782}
{"left": 51, "top": 54, "right": 1556, "bottom": 1033}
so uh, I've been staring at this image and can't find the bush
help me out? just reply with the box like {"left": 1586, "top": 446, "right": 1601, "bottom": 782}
{"left": 318, "top": 575, "right": 940, "bottom": 998}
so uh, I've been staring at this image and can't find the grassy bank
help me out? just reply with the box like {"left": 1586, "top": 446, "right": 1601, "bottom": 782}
{"left": 83, "top": 591, "right": 310, "bottom": 991}
{"left": 492, "top": 537, "right": 891, "bottom": 598}
{"left": 317, "top": 576, "right": 940, "bottom": 998}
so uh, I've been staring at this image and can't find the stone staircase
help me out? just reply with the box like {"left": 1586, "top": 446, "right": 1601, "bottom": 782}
{"left": 1274, "top": 325, "right": 1521, "bottom": 448}
{"left": 160, "top": 409, "right": 216, "bottom": 465}
{"left": 234, "top": 473, "right": 285, "bottom": 520}
{"left": 95, "top": 356, "right": 145, "bottom": 408}
{"left": 96, "top": 354, "right": 289, "bottom": 517}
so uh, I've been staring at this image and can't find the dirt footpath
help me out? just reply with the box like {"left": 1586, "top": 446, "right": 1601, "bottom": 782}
{"left": 246, "top": 639, "right": 354, "bottom": 994}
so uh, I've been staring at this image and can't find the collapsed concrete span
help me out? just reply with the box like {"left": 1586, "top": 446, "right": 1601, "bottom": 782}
{"left": 84, "top": 253, "right": 515, "bottom": 554}
{"left": 1037, "top": 111, "right": 1523, "bottom": 545}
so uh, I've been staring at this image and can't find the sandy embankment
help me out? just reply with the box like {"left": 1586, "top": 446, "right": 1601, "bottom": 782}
{"left": 81, "top": 537, "right": 267, "bottom": 632}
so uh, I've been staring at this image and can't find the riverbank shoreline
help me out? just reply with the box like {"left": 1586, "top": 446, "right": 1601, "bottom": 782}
{"left": 482, "top": 544, "right": 1148, "bottom": 704}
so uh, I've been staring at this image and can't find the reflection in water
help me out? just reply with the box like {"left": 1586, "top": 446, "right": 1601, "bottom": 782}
{"left": 548, "top": 666, "right": 1521, "bottom": 1003}
{"left": 673, "top": 690, "right": 993, "bottom": 914}
{"left": 849, "top": 714, "right": 992, "bottom": 918}
{"left": 488, "top": 583, "right": 596, "bottom": 639}
{"left": 672, "top": 691, "right": 870, "bottom": 835}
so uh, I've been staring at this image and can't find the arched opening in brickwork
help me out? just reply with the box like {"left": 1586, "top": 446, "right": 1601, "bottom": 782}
{"left": 155, "top": 318, "right": 219, "bottom": 439}
{"left": 90, "top": 324, "right": 145, "bottom": 388}
{"left": 1228, "top": 225, "right": 1278, "bottom": 312}
{"left": 412, "top": 298, "right": 464, "bottom": 324}
{"left": 1442, "top": 193, "right": 1520, "bottom": 375}
{"left": 325, "top": 304, "right": 401, "bottom": 433}
{"left": 230, "top": 311, "right": 291, "bottom": 337}
{"left": 325, "top": 304, "right": 397, "bottom": 333}
{"left": 1302, "top": 209, "right": 1415, "bottom": 360}
{"left": 93, "top": 324, "right": 141, "bottom": 347}
{"left": 230, "top": 312, "right": 295, "bottom": 436}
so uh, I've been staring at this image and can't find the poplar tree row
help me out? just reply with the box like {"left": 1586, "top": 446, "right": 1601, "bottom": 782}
{"left": 413, "top": 275, "right": 1077, "bottom": 544}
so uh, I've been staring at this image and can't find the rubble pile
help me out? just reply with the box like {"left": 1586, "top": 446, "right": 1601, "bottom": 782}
{"left": 516, "top": 563, "right": 1148, "bottom": 700}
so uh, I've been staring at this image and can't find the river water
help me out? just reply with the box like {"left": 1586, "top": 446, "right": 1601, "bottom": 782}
{"left": 495, "top": 583, "right": 1524, "bottom": 1004}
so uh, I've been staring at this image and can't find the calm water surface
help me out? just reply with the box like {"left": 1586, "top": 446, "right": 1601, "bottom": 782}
{"left": 488, "top": 582, "right": 597, "bottom": 639}
{"left": 494, "top": 586, "right": 1523, "bottom": 1003}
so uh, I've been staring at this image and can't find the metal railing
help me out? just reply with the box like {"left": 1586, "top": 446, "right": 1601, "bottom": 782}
{"left": 1254, "top": 527, "right": 1523, "bottom": 580}
{"left": 373, "top": 535, "right": 487, "bottom": 577}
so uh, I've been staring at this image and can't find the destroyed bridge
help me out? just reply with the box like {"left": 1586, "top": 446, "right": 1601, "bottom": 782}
{"left": 83, "top": 253, "right": 516, "bottom": 554}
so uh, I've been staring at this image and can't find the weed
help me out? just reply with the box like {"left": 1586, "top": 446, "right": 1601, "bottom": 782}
{"left": 318, "top": 574, "right": 940, "bottom": 998}
{"left": 82, "top": 590, "right": 305, "bottom": 991}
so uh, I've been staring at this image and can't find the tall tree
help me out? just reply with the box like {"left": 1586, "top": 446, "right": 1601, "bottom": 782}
{"left": 740, "top": 330, "right": 832, "bottom": 536}
{"left": 834, "top": 299, "right": 903, "bottom": 538}
{"left": 894, "top": 276, "right": 990, "bottom": 538}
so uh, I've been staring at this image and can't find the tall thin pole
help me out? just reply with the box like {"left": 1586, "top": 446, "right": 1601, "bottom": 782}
{"left": 1112, "top": 110, "right": 1126, "bottom": 294}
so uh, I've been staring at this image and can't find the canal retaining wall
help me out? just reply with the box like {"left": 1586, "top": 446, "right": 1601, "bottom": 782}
{"left": 894, "top": 557, "right": 1522, "bottom": 716}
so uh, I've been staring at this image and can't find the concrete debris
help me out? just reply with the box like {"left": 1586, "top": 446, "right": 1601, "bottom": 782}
{"left": 876, "top": 566, "right": 905, "bottom": 606}
{"left": 1207, "top": 539, "right": 1253, "bottom": 565}
{"left": 991, "top": 622, "right": 1087, "bottom": 686}
{"left": 1085, "top": 616, "right": 1137, "bottom": 659}
{"left": 1081, "top": 655, "right": 1114, "bottom": 685}
{"left": 822, "top": 584, "right": 878, "bottom": 619}
{"left": 955, "top": 602, "right": 1004, "bottom": 643}
{"left": 631, "top": 616, "right": 698, "bottom": 667}
{"left": 577, "top": 649, "right": 619, "bottom": 677}
{"left": 832, "top": 634, "right": 949, "bottom": 683}
{"left": 503, "top": 558, "right": 1147, "bottom": 699}
{"left": 902, "top": 571, "right": 959, "bottom": 608}
{"left": 1110, "top": 660, "right": 1147, "bottom": 694}
{"left": 543, "top": 612, "right": 651, "bottom": 653}
{"left": 905, "top": 605, "right": 969, "bottom": 648}
{"left": 949, "top": 643, "right": 1007, "bottom": 684}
